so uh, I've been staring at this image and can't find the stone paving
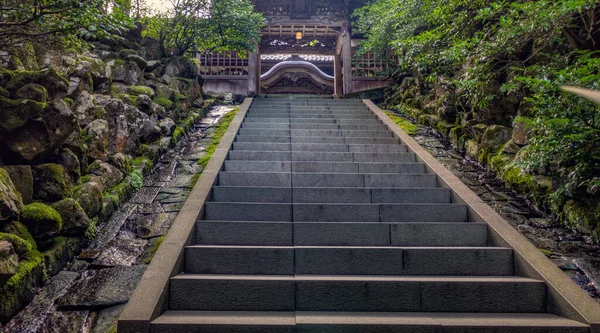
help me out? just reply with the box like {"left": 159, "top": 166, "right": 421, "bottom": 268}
{"left": 2, "top": 105, "right": 236, "bottom": 333}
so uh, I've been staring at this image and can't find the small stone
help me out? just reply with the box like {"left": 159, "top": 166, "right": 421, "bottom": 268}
{"left": 123, "top": 212, "right": 176, "bottom": 239}
{"left": 74, "top": 181, "right": 103, "bottom": 218}
{"left": 0, "top": 240, "right": 19, "bottom": 283}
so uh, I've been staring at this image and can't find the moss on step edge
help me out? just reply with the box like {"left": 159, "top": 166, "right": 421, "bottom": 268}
{"left": 384, "top": 111, "right": 418, "bottom": 135}
{"left": 144, "top": 235, "right": 165, "bottom": 264}
{"left": 197, "top": 108, "right": 239, "bottom": 169}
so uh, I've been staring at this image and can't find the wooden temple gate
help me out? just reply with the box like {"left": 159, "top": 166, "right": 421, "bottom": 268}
{"left": 199, "top": 0, "right": 392, "bottom": 96}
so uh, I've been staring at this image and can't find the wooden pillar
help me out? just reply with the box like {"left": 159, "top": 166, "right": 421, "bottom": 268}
{"left": 342, "top": 23, "right": 353, "bottom": 95}
{"left": 334, "top": 54, "right": 343, "bottom": 97}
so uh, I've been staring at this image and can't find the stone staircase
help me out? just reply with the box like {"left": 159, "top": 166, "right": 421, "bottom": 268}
{"left": 149, "top": 98, "right": 589, "bottom": 332}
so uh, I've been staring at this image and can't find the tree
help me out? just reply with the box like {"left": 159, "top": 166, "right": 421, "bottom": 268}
{"left": 144, "top": 0, "right": 264, "bottom": 57}
{"left": 0, "top": 0, "right": 133, "bottom": 49}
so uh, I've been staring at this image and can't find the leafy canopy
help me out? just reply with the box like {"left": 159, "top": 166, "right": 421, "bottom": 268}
{"left": 0, "top": 0, "right": 133, "bottom": 49}
{"left": 143, "top": 0, "right": 264, "bottom": 57}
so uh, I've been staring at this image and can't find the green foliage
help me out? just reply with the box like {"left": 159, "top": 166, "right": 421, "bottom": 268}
{"left": 171, "top": 127, "right": 185, "bottom": 144}
{"left": 0, "top": 0, "right": 133, "bottom": 50}
{"left": 142, "top": 0, "right": 264, "bottom": 57}
{"left": 384, "top": 111, "right": 418, "bottom": 135}
{"left": 197, "top": 108, "right": 238, "bottom": 169}
{"left": 356, "top": 0, "right": 600, "bottom": 235}
{"left": 21, "top": 203, "right": 63, "bottom": 231}
{"left": 153, "top": 97, "right": 174, "bottom": 110}
{"left": 85, "top": 217, "right": 99, "bottom": 241}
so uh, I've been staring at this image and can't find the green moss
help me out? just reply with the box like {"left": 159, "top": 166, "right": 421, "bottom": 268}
{"left": 501, "top": 165, "right": 552, "bottom": 205}
{"left": 0, "top": 97, "right": 47, "bottom": 134}
{"left": 434, "top": 121, "right": 454, "bottom": 139}
{"left": 130, "top": 169, "right": 143, "bottom": 191}
{"left": 22, "top": 203, "right": 63, "bottom": 231}
{"left": 171, "top": 127, "right": 185, "bottom": 144}
{"left": 563, "top": 199, "right": 600, "bottom": 239}
{"left": 34, "top": 163, "right": 69, "bottom": 199}
{"left": 85, "top": 216, "right": 99, "bottom": 241}
{"left": 0, "top": 86, "right": 9, "bottom": 97}
{"left": 489, "top": 154, "right": 513, "bottom": 174}
{"left": 144, "top": 235, "right": 165, "bottom": 264}
{"left": 384, "top": 111, "right": 418, "bottom": 135}
{"left": 153, "top": 97, "right": 174, "bottom": 110}
{"left": 133, "top": 156, "right": 150, "bottom": 168}
{"left": 0, "top": 249, "right": 44, "bottom": 318}
{"left": 197, "top": 108, "right": 239, "bottom": 169}
{"left": 127, "top": 86, "right": 154, "bottom": 97}
{"left": 0, "top": 233, "right": 32, "bottom": 257}
{"left": 1, "top": 221, "right": 36, "bottom": 251}
{"left": 5, "top": 68, "right": 68, "bottom": 93}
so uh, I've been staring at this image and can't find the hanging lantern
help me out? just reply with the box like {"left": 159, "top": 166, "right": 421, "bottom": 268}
{"left": 296, "top": 31, "right": 303, "bottom": 40}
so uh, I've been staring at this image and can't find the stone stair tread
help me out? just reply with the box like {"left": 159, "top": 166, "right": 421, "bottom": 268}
{"left": 153, "top": 311, "right": 588, "bottom": 328}
{"left": 172, "top": 274, "right": 539, "bottom": 283}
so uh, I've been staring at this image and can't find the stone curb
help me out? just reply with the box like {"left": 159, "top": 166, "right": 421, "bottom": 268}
{"left": 364, "top": 99, "right": 600, "bottom": 332}
{"left": 117, "top": 98, "right": 252, "bottom": 333}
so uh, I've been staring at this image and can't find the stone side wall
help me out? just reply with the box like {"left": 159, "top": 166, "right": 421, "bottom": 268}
{"left": 0, "top": 34, "right": 215, "bottom": 322}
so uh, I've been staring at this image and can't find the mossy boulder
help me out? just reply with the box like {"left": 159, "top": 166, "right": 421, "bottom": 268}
{"left": 0, "top": 86, "right": 9, "bottom": 98}
{"left": 0, "top": 221, "right": 37, "bottom": 251}
{"left": 563, "top": 199, "right": 600, "bottom": 239}
{"left": 88, "top": 160, "right": 124, "bottom": 188}
{"left": 21, "top": 203, "right": 62, "bottom": 249}
{"left": 82, "top": 119, "right": 110, "bottom": 161}
{"left": 163, "top": 56, "right": 198, "bottom": 79}
{"left": 51, "top": 199, "right": 90, "bottom": 236}
{"left": 32, "top": 164, "right": 69, "bottom": 202}
{"left": 73, "top": 181, "right": 103, "bottom": 218}
{"left": 127, "top": 85, "right": 155, "bottom": 98}
{"left": 0, "top": 233, "right": 32, "bottom": 258}
{"left": 0, "top": 98, "right": 76, "bottom": 162}
{"left": 0, "top": 240, "right": 19, "bottom": 284}
{"left": 56, "top": 148, "right": 81, "bottom": 184}
{"left": 5, "top": 68, "right": 69, "bottom": 100}
{"left": 481, "top": 125, "right": 512, "bottom": 152}
{"left": 110, "top": 60, "right": 142, "bottom": 86}
{"left": 73, "top": 91, "right": 106, "bottom": 128}
{"left": 0, "top": 168, "right": 23, "bottom": 222}
{"left": 501, "top": 165, "right": 552, "bottom": 206}
{"left": 0, "top": 249, "right": 44, "bottom": 322}
{"left": 14, "top": 83, "right": 48, "bottom": 102}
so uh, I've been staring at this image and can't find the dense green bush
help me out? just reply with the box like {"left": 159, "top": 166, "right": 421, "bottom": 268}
{"left": 355, "top": 0, "right": 600, "bottom": 235}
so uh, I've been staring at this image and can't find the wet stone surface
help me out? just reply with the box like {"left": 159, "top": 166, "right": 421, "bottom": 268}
{"left": 411, "top": 124, "right": 600, "bottom": 302}
{"left": 3, "top": 105, "right": 236, "bottom": 333}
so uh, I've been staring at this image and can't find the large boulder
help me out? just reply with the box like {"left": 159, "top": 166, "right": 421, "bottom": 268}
{"left": 21, "top": 203, "right": 62, "bottom": 249}
{"left": 56, "top": 148, "right": 81, "bottom": 183}
{"left": 139, "top": 118, "right": 161, "bottom": 144}
{"left": 140, "top": 37, "right": 162, "bottom": 60}
{"left": 0, "top": 168, "right": 23, "bottom": 222}
{"left": 5, "top": 68, "right": 68, "bottom": 100}
{"left": 73, "top": 91, "right": 106, "bottom": 127}
{"left": 88, "top": 160, "right": 124, "bottom": 188}
{"left": 0, "top": 240, "right": 19, "bottom": 284}
{"left": 82, "top": 119, "right": 110, "bottom": 161}
{"left": 74, "top": 181, "right": 103, "bottom": 218}
{"left": 14, "top": 83, "right": 48, "bottom": 102}
{"left": 0, "top": 98, "right": 77, "bottom": 162}
{"left": 51, "top": 198, "right": 91, "bottom": 236}
{"left": 1, "top": 165, "right": 33, "bottom": 204}
{"left": 104, "top": 100, "right": 130, "bottom": 155}
{"left": 110, "top": 60, "right": 142, "bottom": 86}
{"left": 162, "top": 56, "right": 198, "bottom": 79}
{"left": 32, "top": 164, "right": 69, "bottom": 202}
{"left": 481, "top": 125, "right": 513, "bottom": 152}
{"left": 159, "top": 118, "right": 176, "bottom": 136}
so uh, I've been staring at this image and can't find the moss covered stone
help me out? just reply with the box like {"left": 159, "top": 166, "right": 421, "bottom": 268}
{"left": 563, "top": 199, "right": 600, "bottom": 239}
{"left": 171, "top": 127, "right": 185, "bottom": 144}
{"left": 501, "top": 165, "right": 552, "bottom": 206}
{"left": 0, "top": 168, "right": 23, "bottom": 222}
{"left": 0, "top": 86, "right": 9, "bottom": 98}
{"left": 51, "top": 198, "right": 91, "bottom": 236}
{"left": 127, "top": 86, "right": 155, "bottom": 97}
{"left": 0, "top": 97, "right": 46, "bottom": 134}
{"left": 21, "top": 203, "right": 62, "bottom": 249}
{"left": 0, "top": 233, "right": 32, "bottom": 258}
{"left": 73, "top": 181, "right": 103, "bottom": 218}
{"left": 1, "top": 221, "right": 37, "bottom": 251}
{"left": 435, "top": 121, "right": 454, "bottom": 139}
{"left": 153, "top": 97, "right": 174, "bottom": 110}
{"left": 0, "top": 249, "right": 44, "bottom": 322}
{"left": 32, "top": 163, "right": 69, "bottom": 202}
{"left": 5, "top": 68, "right": 69, "bottom": 100}
{"left": 385, "top": 111, "right": 418, "bottom": 135}
{"left": 14, "top": 83, "right": 48, "bottom": 102}
{"left": 481, "top": 125, "right": 512, "bottom": 151}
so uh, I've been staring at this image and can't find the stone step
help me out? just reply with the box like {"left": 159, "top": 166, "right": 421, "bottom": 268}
{"left": 169, "top": 275, "right": 546, "bottom": 313}
{"left": 227, "top": 151, "right": 416, "bottom": 163}
{"left": 237, "top": 129, "right": 393, "bottom": 138}
{"left": 184, "top": 246, "right": 514, "bottom": 276}
{"left": 235, "top": 135, "right": 401, "bottom": 145}
{"left": 246, "top": 112, "right": 373, "bottom": 119}
{"left": 150, "top": 311, "right": 589, "bottom": 333}
{"left": 232, "top": 143, "right": 407, "bottom": 153}
{"left": 241, "top": 123, "right": 387, "bottom": 131}
{"left": 247, "top": 110, "right": 370, "bottom": 115}
{"left": 292, "top": 162, "right": 424, "bottom": 173}
{"left": 203, "top": 203, "right": 467, "bottom": 222}
{"left": 211, "top": 187, "right": 451, "bottom": 203}
{"left": 243, "top": 118, "right": 383, "bottom": 124}
{"left": 217, "top": 172, "right": 436, "bottom": 188}
{"left": 195, "top": 221, "right": 488, "bottom": 247}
